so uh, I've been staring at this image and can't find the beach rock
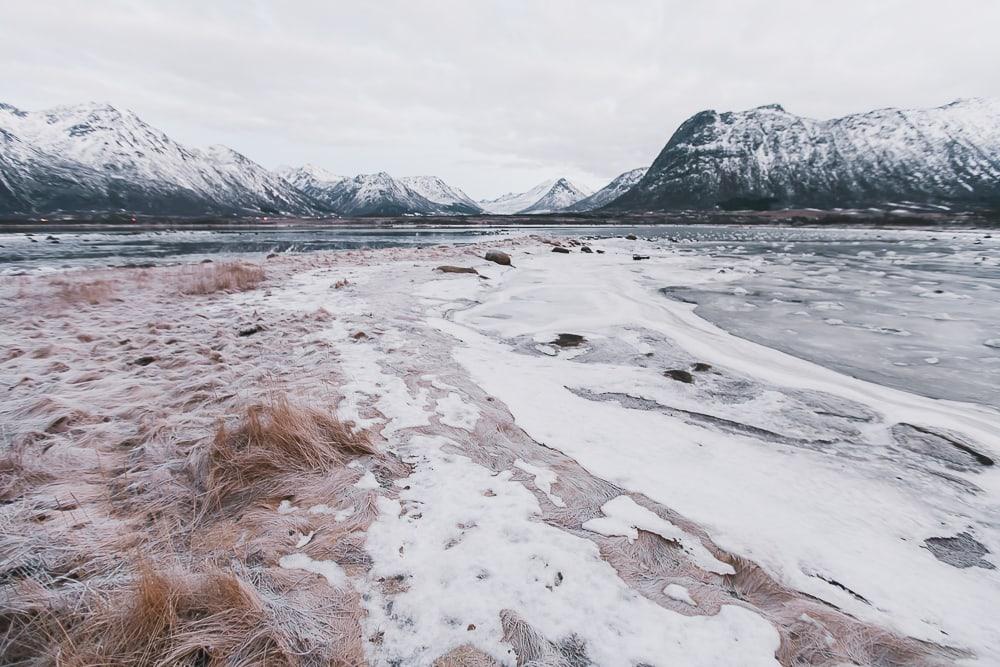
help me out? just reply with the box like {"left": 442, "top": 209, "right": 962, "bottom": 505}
{"left": 133, "top": 355, "right": 157, "bottom": 366}
{"left": 692, "top": 362, "right": 712, "bottom": 372}
{"left": 664, "top": 369, "right": 694, "bottom": 383}
{"left": 580, "top": 246, "right": 593, "bottom": 253}
{"left": 552, "top": 333, "right": 585, "bottom": 347}
{"left": 633, "top": 254, "right": 651, "bottom": 261}
{"left": 924, "top": 533, "right": 995, "bottom": 569}
{"left": 595, "top": 249, "right": 605, "bottom": 254}
{"left": 436, "top": 266, "right": 478, "bottom": 274}
{"left": 484, "top": 251, "right": 511, "bottom": 266}
{"left": 551, "top": 247, "right": 571, "bottom": 254}
{"left": 238, "top": 324, "right": 265, "bottom": 337}
{"left": 625, "top": 234, "right": 638, "bottom": 240}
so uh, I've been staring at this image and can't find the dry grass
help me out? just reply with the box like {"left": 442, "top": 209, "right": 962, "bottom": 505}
{"left": 1, "top": 392, "right": 378, "bottom": 665}
{"left": 54, "top": 563, "right": 289, "bottom": 666}
{"left": 203, "top": 397, "right": 375, "bottom": 512}
{"left": 178, "top": 262, "right": 265, "bottom": 295}
{"left": 51, "top": 278, "right": 116, "bottom": 305}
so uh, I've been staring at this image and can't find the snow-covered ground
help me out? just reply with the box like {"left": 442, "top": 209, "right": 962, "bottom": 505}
{"left": 235, "top": 233, "right": 999, "bottom": 665}
{"left": 4, "top": 229, "right": 997, "bottom": 664}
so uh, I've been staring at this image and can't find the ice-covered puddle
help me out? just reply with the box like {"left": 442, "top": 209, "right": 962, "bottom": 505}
{"left": 656, "top": 227, "right": 1000, "bottom": 405}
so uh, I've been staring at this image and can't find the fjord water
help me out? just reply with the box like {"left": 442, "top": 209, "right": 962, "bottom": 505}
{"left": 3, "top": 223, "right": 997, "bottom": 406}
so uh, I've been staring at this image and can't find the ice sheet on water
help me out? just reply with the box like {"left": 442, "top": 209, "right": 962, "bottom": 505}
{"left": 662, "top": 228, "right": 1000, "bottom": 405}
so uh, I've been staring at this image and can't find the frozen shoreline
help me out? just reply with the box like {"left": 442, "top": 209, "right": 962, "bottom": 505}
{"left": 2, "top": 236, "right": 998, "bottom": 665}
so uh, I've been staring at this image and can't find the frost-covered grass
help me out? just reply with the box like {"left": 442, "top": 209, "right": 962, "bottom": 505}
{"left": 177, "top": 260, "right": 265, "bottom": 294}
{"left": 0, "top": 254, "right": 392, "bottom": 665}
{"left": 205, "top": 396, "right": 376, "bottom": 511}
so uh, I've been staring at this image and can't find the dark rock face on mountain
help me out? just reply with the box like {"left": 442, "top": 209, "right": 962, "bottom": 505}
{"left": 563, "top": 168, "right": 646, "bottom": 212}
{"left": 0, "top": 102, "right": 320, "bottom": 217}
{"left": 609, "top": 99, "right": 1000, "bottom": 211}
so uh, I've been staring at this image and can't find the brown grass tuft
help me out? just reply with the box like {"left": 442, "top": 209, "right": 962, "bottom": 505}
{"left": 53, "top": 563, "right": 294, "bottom": 667}
{"left": 0, "top": 442, "right": 56, "bottom": 502}
{"left": 51, "top": 278, "right": 115, "bottom": 305}
{"left": 179, "top": 262, "right": 265, "bottom": 295}
{"left": 204, "top": 396, "right": 375, "bottom": 511}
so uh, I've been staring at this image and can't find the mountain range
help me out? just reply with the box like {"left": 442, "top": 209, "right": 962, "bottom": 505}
{"left": 0, "top": 102, "right": 316, "bottom": 216}
{"left": 2, "top": 98, "right": 999, "bottom": 218}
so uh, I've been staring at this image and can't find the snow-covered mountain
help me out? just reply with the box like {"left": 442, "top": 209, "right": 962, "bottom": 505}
{"left": 320, "top": 172, "right": 441, "bottom": 216}
{"left": 611, "top": 98, "right": 1000, "bottom": 211}
{"left": 276, "top": 164, "right": 346, "bottom": 191}
{"left": 0, "top": 102, "right": 319, "bottom": 216}
{"left": 275, "top": 164, "right": 347, "bottom": 211}
{"left": 562, "top": 167, "right": 647, "bottom": 212}
{"left": 399, "top": 176, "right": 482, "bottom": 214}
{"left": 478, "top": 178, "right": 591, "bottom": 214}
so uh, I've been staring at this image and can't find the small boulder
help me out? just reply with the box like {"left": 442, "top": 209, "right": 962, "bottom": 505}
{"left": 551, "top": 247, "right": 571, "bottom": 254}
{"left": 625, "top": 234, "right": 638, "bottom": 240}
{"left": 484, "top": 251, "right": 512, "bottom": 266}
{"left": 692, "top": 362, "right": 712, "bottom": 372}
{"left": 595, "top": 249, "right": 605, "bottom": 254}
{"left": 632, "top": 254, "right": 651, "bottom": 261}
{"left": 133, "top": 355, "right": 157, "bottom": 367}
{"left": 664, "top": 369, "right": 694, "bottom": 383}
{"left": 238, "top": 324, "right": 265, "bottom": 337}
{"left": 580, "top": 246, "right": 593, "bottom": 253}
{"left": 436, "top": 266, "right": 478, "bottom": 274}
{"left": 552, "top": 333, "right": 585, "bottom": 347}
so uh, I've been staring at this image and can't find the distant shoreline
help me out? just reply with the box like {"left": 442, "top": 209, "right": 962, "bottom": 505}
{"left": 2, "top": 207, "right": 999, "bottom": 231}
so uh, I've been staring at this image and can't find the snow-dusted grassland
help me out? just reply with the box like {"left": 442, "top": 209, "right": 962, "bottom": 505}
{"left": 1, "top": 235, "right": 997, "bottom": 665}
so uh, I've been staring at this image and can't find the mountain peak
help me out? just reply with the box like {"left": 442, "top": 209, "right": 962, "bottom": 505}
{"left": 400, "top": 176, "right": 481, "bottom": 214}
{"left": 565, "top": 167, "right": 647, "bottom": 213}
{"left": 479, "top": 177, "right": 590, "bottom": 214}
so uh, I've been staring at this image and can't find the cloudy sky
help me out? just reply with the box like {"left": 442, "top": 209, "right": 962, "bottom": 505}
{"left": 3, "top": 1, "right": 999, "bottom": 198}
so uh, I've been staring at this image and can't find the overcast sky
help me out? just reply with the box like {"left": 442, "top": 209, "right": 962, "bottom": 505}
{"left": 2, "top": 1, "right": 999, "bottom": 198}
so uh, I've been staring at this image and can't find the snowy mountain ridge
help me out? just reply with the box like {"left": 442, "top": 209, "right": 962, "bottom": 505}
{"left": 0, "top": 101, "right": 319, "bottom": 216}
{"left": 4, "top": 97, "right": 1000, "bottom": 217}
{"left": 477, "top": 178, "right": 592, "bottom": 214}
{"left": 318, "top": 172, "right": 442, "bottom": 217}
{"left": 399, "top": 176, "right": 482, "bottom": 214}
{"left": 611, "top": 98, "right": 1000, "bottom": 211}
{"left": 563, "top": 168, "right": 647, "bottom": 212}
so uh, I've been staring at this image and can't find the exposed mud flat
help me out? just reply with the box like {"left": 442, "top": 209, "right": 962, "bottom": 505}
{"left": 1, "top": 236, "right": 997, "bottom": 665}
